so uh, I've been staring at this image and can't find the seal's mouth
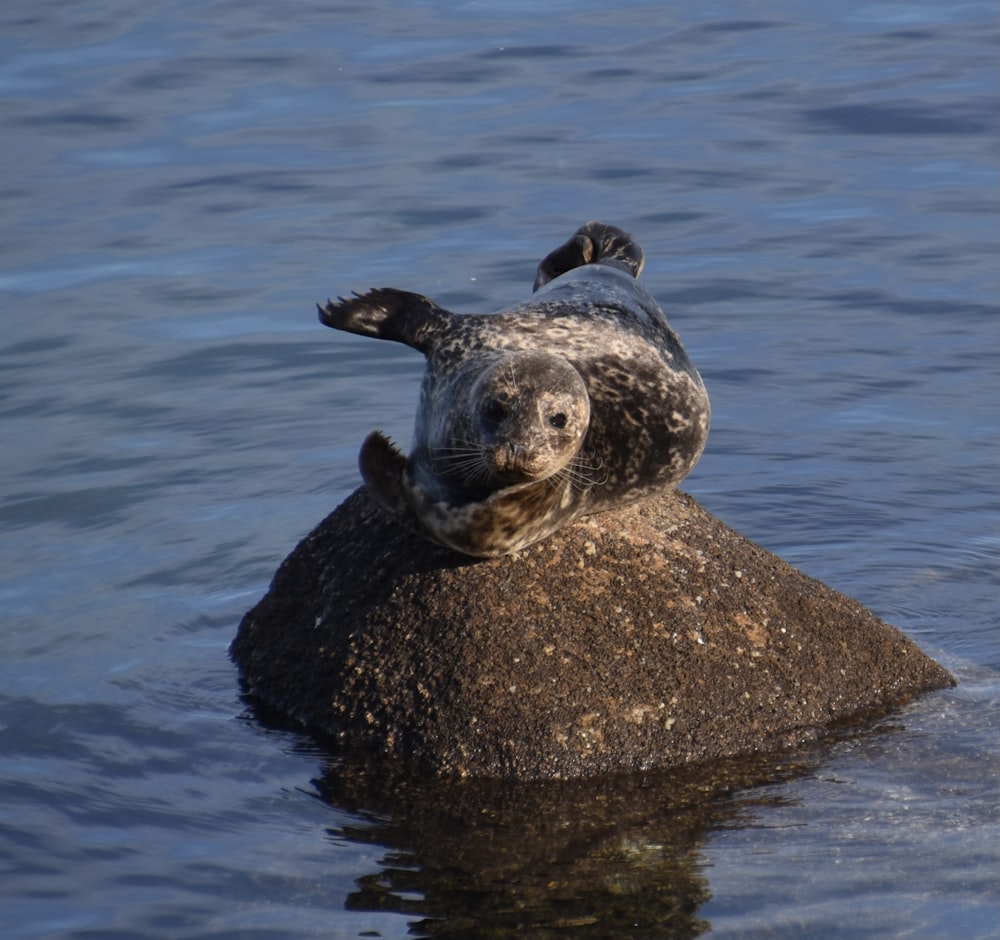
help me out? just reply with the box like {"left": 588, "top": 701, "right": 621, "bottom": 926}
{"left": 489, "top": 442, "right": 550, "bottom": 483}
{"left": 488, "top": 441, "right": 541, "bottom": 483}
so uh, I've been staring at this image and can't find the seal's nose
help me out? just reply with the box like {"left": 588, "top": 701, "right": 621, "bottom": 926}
{"left": 491, "top": 441, "right": 536, "bottom": 481}
{"left": 502, "top": 441, "right": 525, "bottom": 470}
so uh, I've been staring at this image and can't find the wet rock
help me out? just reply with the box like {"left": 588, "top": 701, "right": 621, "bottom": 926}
{"left": 231, "top": 487, "right": 954, "bottom": 779}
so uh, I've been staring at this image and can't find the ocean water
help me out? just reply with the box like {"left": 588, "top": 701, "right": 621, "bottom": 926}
{"left": 0, "top": 1, "right": 997, "bottom": 938}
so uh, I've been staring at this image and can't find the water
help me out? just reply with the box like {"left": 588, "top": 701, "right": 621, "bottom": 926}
{"left": 1, "top": 0, "right": 997, "bottom": 937}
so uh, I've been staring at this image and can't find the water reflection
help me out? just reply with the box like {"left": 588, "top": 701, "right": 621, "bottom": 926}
{"left": 314, "top": 748, "right": 821, "bottom": 939}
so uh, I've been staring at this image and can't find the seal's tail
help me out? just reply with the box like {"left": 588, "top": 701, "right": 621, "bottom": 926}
{"left": 533, "top": 221, "right": 644, "bottom": 291}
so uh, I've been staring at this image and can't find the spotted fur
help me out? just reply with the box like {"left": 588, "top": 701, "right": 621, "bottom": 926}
{"left": 318, "top": 221, "right": 710, "bottom": 557}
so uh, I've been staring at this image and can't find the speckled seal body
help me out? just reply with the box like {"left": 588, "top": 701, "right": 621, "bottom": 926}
{"left": 318, "top": 222, "right": 710, "bottom": 557}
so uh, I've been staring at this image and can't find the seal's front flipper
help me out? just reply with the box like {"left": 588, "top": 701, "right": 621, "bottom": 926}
{"left": 358, "top": 430, "right": 418, "bottom": 525}
{"left": 533, "top": 221, "right": 644, "bottom": 290}
{"left": 318, "top": 288, "right": 457, "bottom": 354}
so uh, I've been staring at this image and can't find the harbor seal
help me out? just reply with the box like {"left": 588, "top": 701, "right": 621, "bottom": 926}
{"left": 318, "top": 221, "right": 710, "bottom": 557}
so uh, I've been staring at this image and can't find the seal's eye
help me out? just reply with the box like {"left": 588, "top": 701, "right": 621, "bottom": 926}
{"left": 483, "top": 399, "right": 506, "bottom": 423}
{"left": 549, "top": 412, "right": 568, "bottom": 429}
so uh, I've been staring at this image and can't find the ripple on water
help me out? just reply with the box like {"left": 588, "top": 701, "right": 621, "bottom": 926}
{"left": 0, "top": 0, "right": 996, "bottom": 937}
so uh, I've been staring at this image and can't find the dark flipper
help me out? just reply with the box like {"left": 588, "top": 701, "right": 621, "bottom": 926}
{"left": 318, "top": 288, "right": 457, "bottom": 354}
{"left": 533, "top": 221, "right": 645, "bottom": 290}
{"left": 358, "top": 430, "right": 420, "bottom": 526}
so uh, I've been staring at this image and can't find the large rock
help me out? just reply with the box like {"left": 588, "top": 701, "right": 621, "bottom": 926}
{"left": 231, "top": 487, "right": 953, "bottom": 779}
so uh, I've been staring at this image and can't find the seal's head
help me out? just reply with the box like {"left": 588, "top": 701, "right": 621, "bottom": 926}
{"left": 432, "top": 350, "right": 590, "bottom": 490}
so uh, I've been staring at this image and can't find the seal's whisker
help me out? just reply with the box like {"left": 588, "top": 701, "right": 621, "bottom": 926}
{"left": 506, "top": 359, "right": 519, "bottom": 393}
{"left": 432, "top": 437, "right": 483, "bottom": 451}
{"left": 431, "top": 455, "right": 485, "bottom": 478}
{"left": 430, "top": 447, "right": 482, "bottom": 462}
{"left": 428, "top": 440, "right": 501, "bottom": 486}
{"left": 451, "top": 457, "right": 493, "bottom": 488}
{"left": 547, "top": 454, "right": 610, "bottom": 492}
{"left": 429, "top": 442, "right": 480, "bottom": 456}
{"left": 431, "top": 458, "right": 481, "bottom": 468}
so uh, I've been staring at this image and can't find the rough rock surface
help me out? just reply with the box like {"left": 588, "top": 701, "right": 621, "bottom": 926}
{"left": 231, "top": 487, "right": 953, "bottom": 779}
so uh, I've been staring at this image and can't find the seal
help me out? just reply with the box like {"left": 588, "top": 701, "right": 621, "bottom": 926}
{"left": 318, "top": 221, "right": 710, "bottom": 557}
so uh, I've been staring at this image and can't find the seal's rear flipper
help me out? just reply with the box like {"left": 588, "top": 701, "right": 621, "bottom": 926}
{"left": 318, "top": 289, "right": 457, "bottom": 354}
{"left": 533, "top": 221, "right": 644, "bottom": 290}
{"left": 532, "top": 232, "right": 594, "bottom": 291}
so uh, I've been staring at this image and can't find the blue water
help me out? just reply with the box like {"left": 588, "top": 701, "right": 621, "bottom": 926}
{"left": 1, "top": 1, "right": 997, "bottom": 937}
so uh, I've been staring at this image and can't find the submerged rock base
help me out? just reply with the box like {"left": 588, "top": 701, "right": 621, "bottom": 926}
{"left": 231, "top": 487, "right": 953, "bottom": 779}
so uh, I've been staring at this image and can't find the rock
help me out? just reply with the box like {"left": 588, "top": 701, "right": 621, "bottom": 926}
{"left": 231, "top": 487, "right": 954, "bottom": 779}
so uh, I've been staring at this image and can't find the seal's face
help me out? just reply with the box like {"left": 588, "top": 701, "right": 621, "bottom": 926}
{"left": 434, "top": 351, "right": 590, "bottom": 489}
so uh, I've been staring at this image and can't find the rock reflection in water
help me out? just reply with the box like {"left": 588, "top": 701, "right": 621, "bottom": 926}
{"left": 314, "top": 749, "right": 819, "bottom": 939}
